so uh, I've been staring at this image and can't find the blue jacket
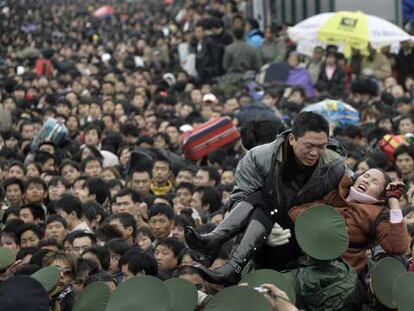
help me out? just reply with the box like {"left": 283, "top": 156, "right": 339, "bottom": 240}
{"left": 246, "top": 29, "right": 263, "bottom": 49}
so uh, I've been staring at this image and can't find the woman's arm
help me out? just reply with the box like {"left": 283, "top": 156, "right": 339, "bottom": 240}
{"left": 376, "top": 183, "right": 410, "bottom": 254}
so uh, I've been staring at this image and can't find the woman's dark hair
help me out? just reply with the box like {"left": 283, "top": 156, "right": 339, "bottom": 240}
{"left": 241, "top": 120, "right": 280, "bottom": 150}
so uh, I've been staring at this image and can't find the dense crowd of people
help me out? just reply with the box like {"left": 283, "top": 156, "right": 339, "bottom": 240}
{"left": 1, "top": 0, "right": 414, "bottom": 310}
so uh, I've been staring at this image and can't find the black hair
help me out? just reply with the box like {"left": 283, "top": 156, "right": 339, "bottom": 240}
{"left": 75, "top": 258, "right": 100, "bottom": 278}
{"left": 148, "top": 204, "right": 174, "bottom": 220}
{"left": 37, "top": 239, "right": 64, "bottom": 251}
{"left": 48, "top": 176, "right": 70, "bottom": 189}
{"left": 108, "top": 213, "right": 137, "bottom": 237}
{"left": 8, "top": 161, "right": 26, "bottom": 175}
{"left": 54, "top": 193, "right": 83, "bottom": 219}
{"left": 175, "top": 182, "right": 195, "bottom": 194}
{"left": 16, "top": 247, "right": 39, "bottom": 261}
{"left": 2, "top": 177, "right": 25, "bottom": 193}
{"left": 85, "top": 271, "right": 117, "bottom": 287}
{"left": 95, "top": 224, "right": 123, "bottom": 243}
{"left": 136, "top": 226, "right": 155, "bottom": 241}
{"left": 82, "top": 202, "right": 98, "bottom": 224}
{"left": 18, "top": 224, "right": 43, "bottom": 245}
{"left": 241, "top": 120, "right": 280, "bottom": 150}
{"left": 114, "top": 188, "right": 141, "bottom": 203}
{"left": 20, "top": 204, "right": 45, "bottom": 222}
{"left": 155, "top": 237, "right": 185, "bottom": 257}
{"left": 394, "top": 145, "right": 414, "bottom": 160}
{"left": 2, "top": 207, "right": 20, "bottom": 224}
{"left": 25, "top": 177, "right": 47, "bottom": 192}
{"left": 291, "top": 111, "right": 329, "bottom": 138}
{"left": 71, "top": 231, "right": 97, "bottom": 245}
{"left": 177, "top": 248, "right": 205, "bottom": 266}
{"left": 106, "top": 238, "right": 130, "bottom": 256}
{"left": 174, "top": 214, "right": 194, "bottom": 229}
{"left": 59, "top": 160, "right": 80, "bottom": 174}
{"left": 81, "top": 245, "right": 110, "bottom": 271}
{"left": 84, "top": 124, "right": 102, "bottom": 139}
{"left": 173, "top": 264, "right": 203, "bottom": 278}
{"left": 33, "top": 151, "right": 56, "bottom": 167}
{"left": 197, "top": 186, "right": 222, "bottom": 214}
{"left": 199, "top": 166, "right": 221, "bottom": 186}
{"left": 232, "top": 27, "right": 244, "bottom": 40}
{"left": 84, "top": 178, "right": 110, "bottom": 205}
{"left": 45, "top": 215, "right": 67, "bottom": 228}
{"left": 118, "top": 247, "right": 158, "bottom": 276}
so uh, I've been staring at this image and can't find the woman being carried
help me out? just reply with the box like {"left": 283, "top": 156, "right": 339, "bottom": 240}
{"left": 289, "top": 168, "right": 410, "bottom": 273}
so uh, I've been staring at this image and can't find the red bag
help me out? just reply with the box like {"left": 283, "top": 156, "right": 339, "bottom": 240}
{"left": 378, "top": 134, "right": 406, "bottom": 162}
{"left": 35, "top": 59, "right": 52, "bottom": 77}
{"left": 181, "top": 117, "right": 240, "bottom": 161}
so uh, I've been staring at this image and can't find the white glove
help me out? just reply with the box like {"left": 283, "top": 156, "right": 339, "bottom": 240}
{"left": 265, "top": 222, "right": 291, "bottom": 247}
{"left": 197, "top": 290, "right": 208, "bottom": 306}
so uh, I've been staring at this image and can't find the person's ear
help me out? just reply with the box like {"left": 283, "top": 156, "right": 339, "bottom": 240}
{"left": 288, "top": 133, "right": 295, "bottom": 146}
{"left": 170, "top": 219, "right": 175, "bottom": 230}
{"left": 126, "top": 226, "right": 133, "bottom": 236}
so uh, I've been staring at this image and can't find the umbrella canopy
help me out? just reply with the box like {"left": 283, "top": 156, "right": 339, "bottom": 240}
{"left": 302, "top": 99, "right": 359, "bottom": 128}
{"left": 93, "top": 5, "right": 114, "bottom": 18}
{"left": 288, "top": 11, "right": 412, "bottom": 51}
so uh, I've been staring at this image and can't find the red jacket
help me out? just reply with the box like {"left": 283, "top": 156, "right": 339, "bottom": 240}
{"left": 289, "top": 175, "right": 410, "bottom": 272}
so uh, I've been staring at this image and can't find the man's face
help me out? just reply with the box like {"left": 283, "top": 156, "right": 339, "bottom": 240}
{"left": 84, "top": 160, "right": 102, "bottom": 177}
{"left": 48, "top": 182, "right": 67, "bottom": 201}
{"left": 21, "top": 124, "right": 34, "bottom": 140}
{"left": 176, "top": 188, "right": 192, "bottom": 206}
{"left": 194, "top": 170, "right": 211, "bottom": 187}
{"left": 121, "top": 264, "right": 136, "bottom": 281}
{"left": 166, "top": 126, "right": 179, "bottom": 145}
{"left": 149, "top": 213, "right": 173, "bottom": 239}
{"left": 130, "top": 172, "right": 151, "bottom": 196}
{"left": 221, "top": 171, "right": 235, "bottom": 185}
{"left": 154, "top": 245, "right": 177, "bottom": 271}
{"left": 6, "top": 184, "right": 23, "bottom": 205}
{"left": 114, "top": 194, "right": 136, "bottom": 215}
{"left": 152, "top": 161, "right": 170, "bottom": 185}
{"left": 288, "top": 131, "right": 328, "bottom": 167}
{"left": 20, "top": 230, "right": 40, "bottom": 248}
{"left": 179, "top": 273, "right": 205, "bottom": 291}
{"left": 72, "top": 237, "right": 93, "bottom": 256}
{"left": 19, "top": 208, "right": 35, "bottom": 224}
{"left": 45, "top": 221, "right": 67, "bottom": 243}
{"left": 25, "top": 183, "right": 45, "bottom": 204}
{"left": 190, "top": 191, "right": 203, "bottom": 213}
{"left": 396, "top": 153, "right": 414, "bottom": 176}
{"left": 399, "top": 118, "right": 414, "bottom": 134}
{"left": 175, "top": 170, "right": 193, "bottom": 185}
{"left": 62, "top": 165, "right": 80, "bottom": 184}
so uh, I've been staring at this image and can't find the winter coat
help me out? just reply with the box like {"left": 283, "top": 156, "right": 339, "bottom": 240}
{"left": 223, "top": 40, "right": 259, "bottom": 74}
{"left": 246, "top": 29, "right": 264, "bottom": 49}
{"left": 316, "top": 63, "right": 345, "bottom": 98}
{"left": 289, "top": 175, "right": 410, "bottom": 272}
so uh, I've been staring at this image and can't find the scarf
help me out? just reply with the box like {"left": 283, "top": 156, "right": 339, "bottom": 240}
{"left": 346, "top": 186, "right": 380, "bottom": 204}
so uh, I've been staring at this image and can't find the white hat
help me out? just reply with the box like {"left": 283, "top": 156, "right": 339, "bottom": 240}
{"left": 202, "top": 93, "right": 218, "bottom": 104}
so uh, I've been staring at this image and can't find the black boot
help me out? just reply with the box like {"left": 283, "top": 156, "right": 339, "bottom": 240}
{"left": 185, "top": 200, "right": 255, "bottom": 256}
{"left": 195, "top": 219, "right": 269, "bottom": 286}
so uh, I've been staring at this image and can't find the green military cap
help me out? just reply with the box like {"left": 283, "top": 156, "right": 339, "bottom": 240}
{"left": 31, "top": 266, "right": 60, "bottom": 294}
{"left": 0, "top": 247, "right": 15, "bottom": 271}
{"left": 295, "top": 204, "right": 348, "bottom": 260}
{"left": 72, "top": 282, "right": 111, "bottom": 311}
{"left": 240, "top": 269, "right": 296, "bottom": 303}
{"left": 164, "top": 278, "right": 198, "bottom": 311}
{"left": 106, "top": 275, "right": 169, "bottom": 311}
{"left": 371, "top": 257, "right": 406, "bottom": 309}
{"left": 205, "top": 286, "right": 272, "bottom": 311}
{"left": 393, "top": 272, "right": 414, "bottom": 311}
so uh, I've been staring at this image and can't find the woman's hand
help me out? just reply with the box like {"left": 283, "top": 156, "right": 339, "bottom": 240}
{"left": 385, "top": 182, "right": 405, "bottom": 202}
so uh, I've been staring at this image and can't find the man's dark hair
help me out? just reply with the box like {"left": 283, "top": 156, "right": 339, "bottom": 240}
{"left": 233, "top": 27, "right": 245, "bottom": 40}
{"left": 173, "top": 264, "right": 203, "bottom": 278}
{"left": 82, "top": 245, "right": 110, "bottom": 271}
{"left": 18, "top": 224, "right": 43, "bottom": 244}
{"left": 2, "top": 177, "right": 25, "bottom": 193}
{"left": 197, "top": 186, "right": 222, "bottom": 214}
{"left": 199, "top": 166, "right": 221, "bottom": 186}
{"left": 394, "top": 145, "right": 414, "bottom": 160}
{"left": 175, "top": 182, "right": 195, "bottom": 194}
{"left": 106, "top": 238, "right": 130, "bottom": 256}
{"left": 20, "top": 204, "right": 45, "bottom": 222}
{"left": 84, "top": 178, "right": 110, "bottom": 205}
{"left": 114, "top": 188, "right": 141, "bottom": 204}
{"left": 148, "top": 204, "right": 174, "bottom": 220}
{"left": 25, "top": 177, "right": 47, "bottom": 192}
{"left": 118, "top": 247, "right": 158, "bottom": 276}
{"left": 81, "top": 157, "right": 103, "bottom": 172}
{"left": 54, "top": 193, "right": 83, "bottom": 219}
{"left": 8, "top": 161, "right": 26, "bottom": 175}
{"left": 155, "top": 237, "right": 185, "bottom": 257}
{"left": 109, "top": 213, "right": 137, "bottom": 237}
{"left": 45, "top": 215, "right": 67, "bottom": 228}
{"left": 292, "top": 112, "right": 329, "bottom": 138}
{"left": 59, "top": 160, "right": 80, "bottom": 174}
{"left": 82, "top": 202, "right": 98, "bottom": 224}
{"left": 33, "top": 151, "right": 56, "bottom": 167}
{"left": 48, "top": 176, "right": 70, "bottom": 189}
{"left": 95, "top": 224, "right": 123, "bottom": 243}
{"left": 71, "top": 230, "right": 97, "bottom": 245}
{"left": 38, "top": 239, "right": 64, "bottom": 251}
{"left": 84, "top": 124, "right": 102, "bottom": 139}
